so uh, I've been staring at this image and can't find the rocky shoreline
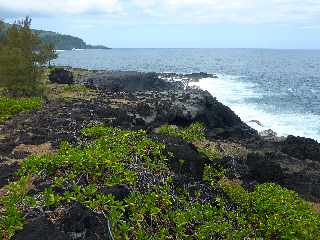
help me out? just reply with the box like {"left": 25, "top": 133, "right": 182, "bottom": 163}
{"left": 1, "top": 68, "right": 319, "bottom": 238}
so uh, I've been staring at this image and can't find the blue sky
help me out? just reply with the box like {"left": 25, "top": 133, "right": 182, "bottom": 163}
{"left": 1, "top": 0, "right": 320, "bottom": 49}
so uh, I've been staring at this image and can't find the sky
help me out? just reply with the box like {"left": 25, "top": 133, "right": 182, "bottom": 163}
{"left": 0, "top": 0, "right": 320, "bottom": 49}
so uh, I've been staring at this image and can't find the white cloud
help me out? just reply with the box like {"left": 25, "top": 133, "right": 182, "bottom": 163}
{"left": 0, "top": 0, "right": 122, "bottom": 16}
{"left": 130, "top": 0, "right": 320, "bottom": 24}
{"left": 1, "top": 0, "right": 320, "bottom": 25}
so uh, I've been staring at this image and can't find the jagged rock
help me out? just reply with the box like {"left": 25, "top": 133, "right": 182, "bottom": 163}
{"left": 246, "top": 152, "right": 286, "bottom": 183}
{"left": 281, "top": 135, "right": 320, "bottom": 161}
{"left": 259, "top": 129, "right": 277, "bottom": 137}
{"left": 59, "top": 203, "right": 109, "bottom": 239}
{"left": 160, "top": 72, "right": 218, "bottom": 81}
{"left": 82, "top": 71, "right": 180, "bottom": 92}
{"left": 258, "top": 129, "right": 283, "bottom": 142}
{"left": 49, "top": 68, "right": 74, "bottom": 84}
{"left": 0, "top": 141, "right": 16, "bottom": 155}
{"left": 0, "top": 87, "right": 256, "bottom": 155}
{"left": 14, "top": 203, "right": 110, "bottom": 240}
{"left": 185, "top": 72, "right": 218, "bottom": 80}
{"left": 0, "top": 162, "right": 20, "bottom": 187}
{"left": 13, "top": 216, "right": 69, "bottom": 240}
{"left": 2, "top": 68, "right": 320, "bottom": 238}
{"left": 227, "top": 150, "right": 320, "bottom": 201}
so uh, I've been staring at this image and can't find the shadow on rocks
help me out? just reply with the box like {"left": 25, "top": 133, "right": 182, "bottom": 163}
{"left": 14, "top": 203, "right": 112, "bottom": 240}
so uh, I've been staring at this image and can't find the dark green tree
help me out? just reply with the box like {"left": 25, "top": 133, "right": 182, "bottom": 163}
{"left": 0, "top": 17, "right": 57, "bottom": 96}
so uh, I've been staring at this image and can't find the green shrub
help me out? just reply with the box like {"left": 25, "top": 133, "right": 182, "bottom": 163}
{"left": 222, "top": 181, "right": 320, "bottom": 239}
{"left": 0, "top": 96, "right": 43, "bottom": 123}
{"left": 158, "top": 122, "right": 206, "bottom": 142}
{"left": 81, "top": 123, "right": 118, "bottom": 138}
{"left": 1, "top": 125, "right": 319, "bottom": 239}
{"left": 0, "top": 176, "right": 32, "bottom": 239}
{"left": 198, "top": 145, "right": 221, "bottom": 161}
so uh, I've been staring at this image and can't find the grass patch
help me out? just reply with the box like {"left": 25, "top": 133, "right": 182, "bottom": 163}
{"left": 46, "top": 83, "right": 95, "bottom": 101}
{"left": 62, "top": 84, "right": 90, "bottom": 93}
{"left": 1, "top": 124, "right": 319, "bottom": 239}
{"left": 0, "top": 97, "right": 43, "bottom": 123}
{"left": 157, "top": 122, "right": 206, "bottom": 142}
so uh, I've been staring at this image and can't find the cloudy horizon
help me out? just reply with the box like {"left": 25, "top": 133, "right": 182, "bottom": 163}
{"left": 1, "top": 0, "right": 320, "bottom": 49}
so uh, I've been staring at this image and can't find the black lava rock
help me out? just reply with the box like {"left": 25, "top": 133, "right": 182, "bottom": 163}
{"left": 49, "top": 68, "right": 74, "bottom": 84}
{"left": 14, "top": 203, "right": 111, "bottom": 240}
{"left": 281, "top": 135, "right": 320, "bottom": 161}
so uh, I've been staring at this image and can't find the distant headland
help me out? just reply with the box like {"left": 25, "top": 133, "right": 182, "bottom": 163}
{"left": 1, "top": 22, "right": 110, "bottom": 50}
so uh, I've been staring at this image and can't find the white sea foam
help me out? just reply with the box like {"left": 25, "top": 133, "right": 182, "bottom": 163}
{"left": 190, "top": 75, "right": 320, "bottom": 141}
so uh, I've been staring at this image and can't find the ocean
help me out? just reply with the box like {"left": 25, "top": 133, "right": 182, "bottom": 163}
{"left": 53, "top": 48, "right": 320, "bottom": 141}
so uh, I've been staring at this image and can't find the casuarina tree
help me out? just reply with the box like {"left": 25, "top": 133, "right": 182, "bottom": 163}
{"left": 0, "top": 17, "right": 57, "bottom": 97}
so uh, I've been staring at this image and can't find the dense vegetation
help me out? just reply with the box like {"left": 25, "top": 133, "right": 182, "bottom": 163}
{"left": 35, "top": 30, "right": 87, "bottom": 50}
{"left": 35, "top": 30, "right": 110, "bottom": 50}
{"left": 1, "top": 123, "right": 319, "bottom": 239}
{"left": 0, "top": 20, "right": 109, "bottom": 50}
{"left": 0, "top": 17, "right": 56, "bottom": 97}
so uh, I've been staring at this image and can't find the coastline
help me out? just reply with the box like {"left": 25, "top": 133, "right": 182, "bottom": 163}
{"left": 1, "top": 67, "right": 319, "bottom": 238}
{"left": 190, "top": 76, "right": 320, "bottom": 141}
{"left": 52, "top": 48, "right": 320, "bottom": 141}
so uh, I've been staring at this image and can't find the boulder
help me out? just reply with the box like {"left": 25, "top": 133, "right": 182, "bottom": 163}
{"left": 14, "top": 203, "right": 111, "bottom": 240}
{"left": 59, "top": 203, "right": 110, "bottom": 239}
{"left": 13, "top": 216, "right": 68, "bottom": 240}
{"left": 99, "top": 184, "right": 131, "bottom": 201}
{"left": 149, "top": 134, "right": 212, "bottom": 178}
{"left": 0, "top": 162, "right": 20, "bottom": 187}
{"left": 281, "top": 135, "right": 320, "bottom": 161}
{"left": 49, "top": 68, "right": 74, "bottom": 84}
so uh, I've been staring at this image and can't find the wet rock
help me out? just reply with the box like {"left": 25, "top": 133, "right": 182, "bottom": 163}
{"left": 185, "top": 72, "right": 218, "bottom": 80}
{"left": 160, "top": 72, "right": 218, "bottom": 82}
{"left": 49, "top": 68, "right": 74, "bottom": 85}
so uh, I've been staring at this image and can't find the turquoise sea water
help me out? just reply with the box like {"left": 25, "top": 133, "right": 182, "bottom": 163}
{"left": 54, "top": 48, "right": 320, "bottom": 140}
